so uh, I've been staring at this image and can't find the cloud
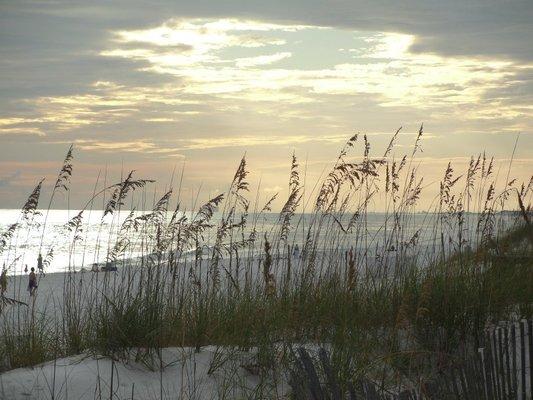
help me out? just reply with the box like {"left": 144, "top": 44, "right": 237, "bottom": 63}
{"left": 235, "top": 52, "right": 291, "bottom": 68}
{"left": 112, "top": 18, "right": 304, "bottom": 50}
{"left": 69, "top": 139, "right": 185, "bottom": 157}
{"left": 102, "top": 18, "right": 298, "bottom": 70}
{"left": 0, "top": 118, "right": 45, "bottom": 136}
{"left": 98, "top": 22, "right": 524, "bottom": 115}
{"left": 1, "top": 2, "right": 532, "bottom": 209}
{"left": 61, "top": 134, "right": 350, "bottom": 156}
{"left": 7, "top": 81, "right": 202, "bottom": 133}
{"left": 6, "top": 0, "right": 530, "bottom": 60}
{"left": 178, "top": 134, "right": 347, "bottom": 150}
{"left": 2, "top": 18, "right": 529, "bottom": 168}
{"left": 3, "top": 18, "right": 530, "bottom": 146}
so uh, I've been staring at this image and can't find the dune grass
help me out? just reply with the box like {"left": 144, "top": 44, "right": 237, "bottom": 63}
{"left": 0, "top": 127, "right": 531, "bottom": 394}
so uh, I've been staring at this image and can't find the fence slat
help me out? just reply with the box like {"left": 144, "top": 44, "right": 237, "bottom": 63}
{"left": 449, "top": 366, "right": 462, "bottom": 399}
{"left": 297, "top": 348, "right": 325, "bottom": 400}
{"left": 504, "top": 324, "right": 512, "bottom": 399}
{"left": 498, "top": 326, "right": 507, "bottom": 399}
{"left": 470, "top": 355, "right": 485, "bottom": 399}
{"left": 527, "top": 320, "right": 533, "bottom": 399}
{"left": 318, "top": 348, "right": 342, "bottom": 400}
{"left": 481, "top": 346, "right": 493, "bottom": 400}
{"left": 487, "top": 335, "right": 498, "bottom": 399}
{"left": 511, "top": 323, "right": 518, "bottom": 400}
{"left": 492, "top": 328, "right": 502, "bottom": 399}
{"left": 458, "top": 363, "right": 469, "bottom": 398}
{"left": 289, "top": 355, "right": 310, "bottom": 400}
{"left": 520, "top": 321, "right": 526, "bottom": 400}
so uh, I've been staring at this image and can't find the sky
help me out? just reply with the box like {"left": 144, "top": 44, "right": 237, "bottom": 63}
{"left": 0, "top": 0, "right": 532, "bottom": 210}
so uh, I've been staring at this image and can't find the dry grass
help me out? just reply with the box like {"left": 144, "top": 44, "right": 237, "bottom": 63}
{"left": 0, "top": 127, "right": 532, "bottom": 393}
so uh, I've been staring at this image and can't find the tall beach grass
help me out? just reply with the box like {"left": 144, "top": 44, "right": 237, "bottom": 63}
{"left": 0, "top": 127, "right": 531, "bottom": 395}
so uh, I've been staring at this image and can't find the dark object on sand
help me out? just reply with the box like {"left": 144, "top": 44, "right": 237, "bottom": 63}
{"left": 101, "top": 262, "right": 117, "bottom": 272}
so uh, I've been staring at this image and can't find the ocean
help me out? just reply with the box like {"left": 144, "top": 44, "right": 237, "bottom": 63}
{"left": 0, "top": 209, "right": 514, "bottom": 275}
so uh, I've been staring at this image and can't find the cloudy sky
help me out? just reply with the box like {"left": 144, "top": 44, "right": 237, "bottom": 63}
{"left": 1, "top": 0, "right": 532, "bottom": 210}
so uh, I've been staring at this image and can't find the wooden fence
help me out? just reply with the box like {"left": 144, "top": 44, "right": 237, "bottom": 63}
{"left": 289, "top": 319, "right": 532, "bottom": 399}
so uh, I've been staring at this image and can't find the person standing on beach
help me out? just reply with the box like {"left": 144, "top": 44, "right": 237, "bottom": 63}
{"left": 0, "top": 269, "right": 7, "bottom": 296}
{"left": 293, "top": 244, "right": 300, "bottom": 259}
{"left": 28, "top": 267, "right": 37, "bottom": 296}
{"left": 37, "top": 253, "right": 44, "bottom": 275}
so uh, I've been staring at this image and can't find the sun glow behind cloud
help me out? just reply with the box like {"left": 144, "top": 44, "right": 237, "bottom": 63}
{"left": 0, "top": 1, "right": 531, "bottom": 212}
{"left": 98, "top": 18, "right": 521, "bottom": 112}
{"left": 2, "top": 17, "right": 529, "bottom": 143}
{"left": 1, "top": 16, "right": 531, "bottom": 211}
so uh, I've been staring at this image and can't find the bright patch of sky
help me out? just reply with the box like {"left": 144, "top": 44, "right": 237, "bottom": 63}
{"left": 218, "top": 26, "right": 372, "bottom": 70}
{"left": 0, "top": 9, "right": 531, "bottom": 210}
{"left": 97, "top": 18, "right": 514, "bottom": 110}
{"left": 2, "top": 17, "right": 529, "bottom": 143}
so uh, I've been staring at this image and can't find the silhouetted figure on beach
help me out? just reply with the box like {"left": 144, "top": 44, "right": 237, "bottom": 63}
{"left": 24, "top": 264, "right": 28, "bottom": 273}
{"left": 37, "top": 253, "right": 44, "bottom": 275}
{"left": 293, "top": 244, "right": 300, "bottom": 259}
{"left": 28, "top": 267, "right": 37, "bottom": 296}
